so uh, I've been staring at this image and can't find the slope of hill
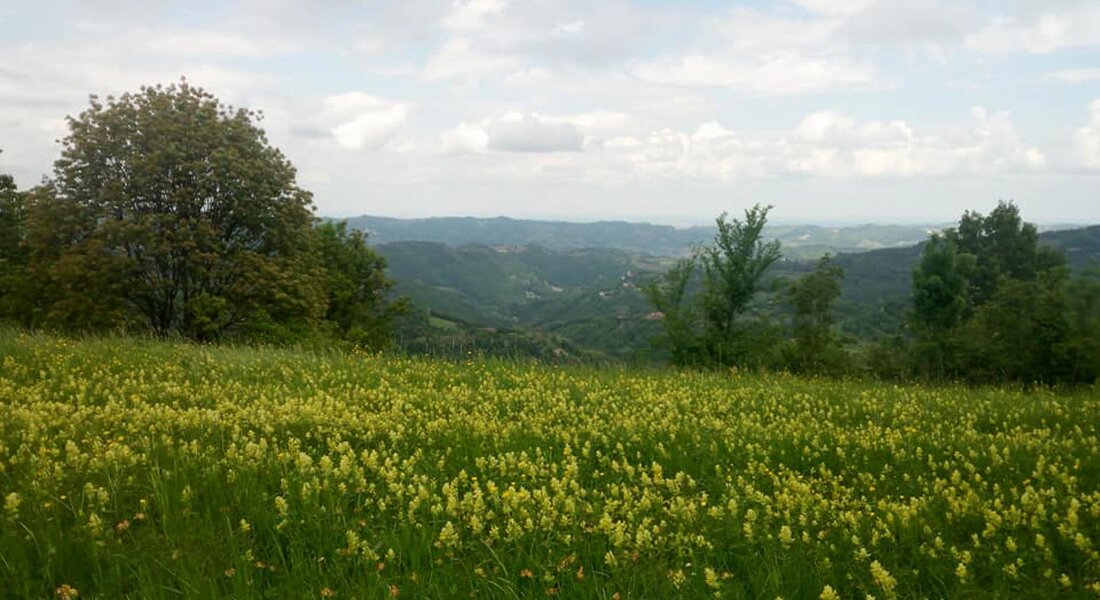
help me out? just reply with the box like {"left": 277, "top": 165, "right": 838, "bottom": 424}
{"left": 379, "top": 242, "right": 665, "bottom": 326}
{"left": 1041, "top": 225, "right": 1100, "bottom": 270}
{"left": 378, "top": 241, "right": 666, "bottom": 359}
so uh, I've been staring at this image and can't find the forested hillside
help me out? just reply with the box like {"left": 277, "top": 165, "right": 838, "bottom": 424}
{"left": 377, "top": 242, "right": 665, "bottom": 360}
{"left": 377, "top": 225, "right": 1100, "bottom": 361}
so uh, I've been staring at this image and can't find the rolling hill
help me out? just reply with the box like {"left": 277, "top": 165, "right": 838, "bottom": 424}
{"left": 374, "top": 224, "right": 1100, "bottom": 361}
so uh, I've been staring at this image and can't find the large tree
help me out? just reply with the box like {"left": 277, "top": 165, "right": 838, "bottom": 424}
{"left": 952, "top": 202, "right": 1065, "bottom": 305}
{"left": 37, "top": 80, "right": 324, "bottom": 339}
{"left": 908, "top": 201, "right": 1090, "bottom": 383}
{"left": 698, "top": 205, "right": 782, "bottom": 364}
{"left": 910, "top": 234, "right": 975, "bottom": 376}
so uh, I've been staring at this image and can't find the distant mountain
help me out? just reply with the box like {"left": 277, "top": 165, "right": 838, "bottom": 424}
{"left": 344, "top": 214, "right": 937, "bottom": 259}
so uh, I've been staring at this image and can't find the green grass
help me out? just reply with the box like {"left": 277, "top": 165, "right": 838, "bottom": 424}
{"left": 428, "top": 316, "right": 461, "bottom": 331}
{"left": 1, "top": 331, "right": 1098, "bottom": 598}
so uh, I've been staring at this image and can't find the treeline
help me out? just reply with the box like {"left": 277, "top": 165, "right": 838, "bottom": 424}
{"left": 0, "top": 81, "right": 405, "bottom": 346}
{"left": 646, "top": 204, "right": 1100, "bottom": 385}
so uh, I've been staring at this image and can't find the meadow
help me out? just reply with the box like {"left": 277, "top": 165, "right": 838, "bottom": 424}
{"left": 1, "top": 332, "right": 1098, "bottom": 599}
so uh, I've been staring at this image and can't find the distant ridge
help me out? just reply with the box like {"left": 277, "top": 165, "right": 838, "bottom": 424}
{"left": 340, "top": 214, "right": 938, "bottom": 259}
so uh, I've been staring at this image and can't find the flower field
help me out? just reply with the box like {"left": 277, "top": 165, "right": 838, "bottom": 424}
{"left": 1, "top": 332, "right": 1099, "bottom": 598}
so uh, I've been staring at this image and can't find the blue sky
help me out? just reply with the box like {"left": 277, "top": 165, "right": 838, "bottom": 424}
{"left": 1, "top": 0, "right": 1099, "bottom": 224}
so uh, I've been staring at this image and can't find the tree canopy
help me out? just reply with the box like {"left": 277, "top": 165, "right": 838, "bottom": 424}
{"left": 785, "top": 255, "right": 846, "bottom": 374}
{"left": 645, "top": 204, "right": 785, "bottom": 368}
{"left": 909, "top": 201, "right": 1096, "bottom": 383}
{"left": 0, "top": 81, "right": 403, "bottom": 347}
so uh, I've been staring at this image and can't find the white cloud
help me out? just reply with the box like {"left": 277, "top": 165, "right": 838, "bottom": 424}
{"left": 323, "top": 93, "right": 409, "bottom": 151}
{"left": 1076, "top": 99, "right": 1100, "bottom": 169}
{"left": 632, "top": 52, "right": 876, "bottom": 95}
{"left": 412, "top": 107, "right": 1047, "bottom": 192}
{"left": 781, "top": 107, "right": 1045, "bottom": 178}
{"left": 1046, "top": 68, "right": 1100, "bottom": 84}
{"left": 786, "top": 0, "right": 877, "bottom": 17}
{"left": 575, "top": 107, "right": 1045, "bottom": 183}
{"left": 436, "top": 112, "right": 587, "bottom": 154}
{"left": 966, "top": 6, "right": 1100, "bottom": 54}
{"left": 538, "top": 110, "right": 634, "bottom": 137}
{"left": 633, "top": 7, "right": 877, "bottom": 95}
{"left": 137, "top": 29, "right": 281, "bottom": 58}
{"left": 710, "top": 8, "right": 837, "bottom": 50}
{"left": 423, "top": 37, "right": 520, "bottom": 80}
{"left": 417, "top": 105, "right": 1047, "bottom": 188}
{"left": 4, "top": 0, "right": 1098, "bottom": 222}
{"left": 552, "top": 20, "right": 585, "bottom": 35}
{"left": 441, "top": 0, "right": 508, "bottom": 32}
{"left": 440, "top": 122, "right": 490, "bottom": 154}
{"left": 840, "top": 1, "right": 983, "bottom": 46}
{"left": 487, "top": 112, "right": 582, "bottom": 152}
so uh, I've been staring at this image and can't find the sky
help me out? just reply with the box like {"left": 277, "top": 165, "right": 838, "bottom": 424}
{"left": 1, "top": 0, "right": 1099, "bottom": 225}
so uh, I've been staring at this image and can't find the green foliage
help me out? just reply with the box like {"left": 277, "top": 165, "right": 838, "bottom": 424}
{"left": 699, "top": 206, "right": 782, "bottom": 352}
{"left": 642, "top": 257, "right": 702, "bottom": 365}
{"left": 0, "top": 82, "right": 400, "bottom": 347}
{"left": 315, "top": 221, "right": 408, "bottom": 348}
{"left": 954, "top": 202, "right": 1065, "bottom": 305}
{"left": 34, "top": 79, "right": 324, "bottom": 340}
{"left": 392, "top": 307, "right": 606, "bottom": 362}
{"left": 0, "top": 168, "right": 31, "bottom": 325}
{"left": 16, "top": 183, "right": 134, "bottom": 332}
{"left": 378, "top": 241, "right": 664, "bottom": 361}
{"left": 957, "top": 270, "right": 1071, "bottom": 382}
{"left": 910, "top": 235, "right": 975, "bottom": 377}
{"left": 643, "top": 205, "right": 783, "bottom": 368}
{"left": 908, "top": 202, "right": 1097, "bottom": 384}
{"left": 784, "top": 255, "right": 848, "bottom": 374}
{"left": 1059, "top": 269, "right": 1100, "bottom": 382}
{"left": 348, "top": 223, "right": 1100, "bottom": 368}
{"left": 345, "top": 214, "right": 934, "bottom": 258}
{"left": 0, "top": 171, "right": 21, "bottom": 258}
{"left": 912, "top": 235, "right": 974, "bottom": 334}
{"left": 862, "top": 335, "right": 914, "bottom": 381}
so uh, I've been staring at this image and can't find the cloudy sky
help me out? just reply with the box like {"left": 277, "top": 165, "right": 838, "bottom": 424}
{"left": 2, "top": 0, "right": 1099, "bottom": 224}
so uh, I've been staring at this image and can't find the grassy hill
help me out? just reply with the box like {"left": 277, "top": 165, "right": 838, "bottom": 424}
{"left": 2, "top": 332, "right": 1098, "bottom": 599}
